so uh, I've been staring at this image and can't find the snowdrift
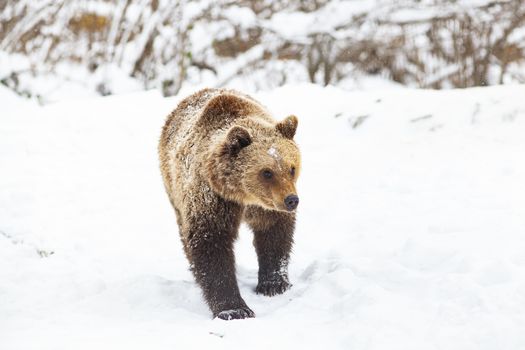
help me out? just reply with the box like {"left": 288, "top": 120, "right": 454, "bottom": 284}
{"left": 1, "top": 83, "right": 524, "bottom": 349}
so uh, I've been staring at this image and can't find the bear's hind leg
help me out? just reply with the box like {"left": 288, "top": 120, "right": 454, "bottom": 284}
{"left": 244, "top": 206, "right": 295, "bottom": 296}
{"left": 186, "top": 202, "right": 254, "bottom": 320}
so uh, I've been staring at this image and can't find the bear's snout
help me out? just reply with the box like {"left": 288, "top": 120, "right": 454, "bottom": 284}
{"left": 284, "top": 194, "right": 299, "bottom": 211}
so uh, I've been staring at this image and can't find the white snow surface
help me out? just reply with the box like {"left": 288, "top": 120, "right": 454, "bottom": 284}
{"left": 1, "top": 83, "right": 525, "bottom": 349}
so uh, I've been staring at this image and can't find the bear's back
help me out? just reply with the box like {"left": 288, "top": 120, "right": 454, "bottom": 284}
{"left": 160, "top": 88, "right": 269, "bottom": 150}
{"left": 160, "top": 88, "right": 217, "bottom": 150}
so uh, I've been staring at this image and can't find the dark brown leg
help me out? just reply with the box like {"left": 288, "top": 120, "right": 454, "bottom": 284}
{"left": 244, "top": 206, "right": 295, "bottom": 296}
{"left": 173, "top": 207, "right": 191, "bottom": 261}
{"left": 185, "top": 198, "right": 254, "bottom": 320}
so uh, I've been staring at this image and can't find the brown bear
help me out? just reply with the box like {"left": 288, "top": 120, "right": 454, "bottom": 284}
{"left": 158, "top": 88, "right": 301, "bottom": 320}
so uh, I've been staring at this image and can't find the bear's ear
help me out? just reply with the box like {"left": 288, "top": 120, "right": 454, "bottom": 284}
{"left": 276, "top": 115, "right": 298, "bottom": 139}
{"left": 224, "top": 126, "right": 252, "bottom": 155}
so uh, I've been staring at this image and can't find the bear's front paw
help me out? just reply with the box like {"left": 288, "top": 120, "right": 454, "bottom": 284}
{"left": 215, "top": 307, "right": 255, "bottom": 320}
{"left": 256, "top": 278, "right": 291, "bottom": 297}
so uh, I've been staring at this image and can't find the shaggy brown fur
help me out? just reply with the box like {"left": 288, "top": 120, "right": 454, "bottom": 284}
{"left": 158, "top": 88, "right": 301, "bottom": 320}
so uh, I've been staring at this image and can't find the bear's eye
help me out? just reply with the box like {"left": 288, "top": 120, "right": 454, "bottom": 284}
{"left": 290, "top": 166, "right": 296, "bottom": 177}
{"left": 262, "top": 169, "right": 274, "bottom": 179}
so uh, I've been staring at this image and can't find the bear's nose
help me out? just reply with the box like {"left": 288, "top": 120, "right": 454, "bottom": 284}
{"left": 284, "top": 194, "right": 299, "bottom": 211}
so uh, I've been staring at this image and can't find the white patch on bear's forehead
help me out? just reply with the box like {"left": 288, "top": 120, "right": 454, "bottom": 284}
{"left": 267, "top": 145, "right": 284, "bottom": 170}
{"left": 267, "top": 146, "right": 280, "bottom": 159}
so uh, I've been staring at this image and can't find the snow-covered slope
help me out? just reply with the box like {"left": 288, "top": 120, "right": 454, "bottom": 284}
{"left": 1, "top": 84, "right": 525, "bottom": 349}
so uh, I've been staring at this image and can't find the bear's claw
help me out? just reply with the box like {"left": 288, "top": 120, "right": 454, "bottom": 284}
{"left": 256, "top": 279, "right": 291, "bottom": 297}
{"left": 215, "top": 307, "right": 255, "bottom": 320}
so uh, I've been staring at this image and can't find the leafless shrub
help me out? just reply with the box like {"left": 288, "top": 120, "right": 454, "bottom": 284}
{"left": 424, "top": 0, "right": 525, "bottom": 87}
{"left": 345, "top": 0, "right": 525, "bottom": 88}
{"left": 1, "top": 0, "right": 524, "bottom": 98}
{"left": 213, "top": 27, "right": 262, "bottom": 57}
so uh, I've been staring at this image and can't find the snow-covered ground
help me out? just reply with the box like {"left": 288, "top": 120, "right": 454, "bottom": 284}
{"left": 1, "top": 83, "right": 525, "bottom": 349}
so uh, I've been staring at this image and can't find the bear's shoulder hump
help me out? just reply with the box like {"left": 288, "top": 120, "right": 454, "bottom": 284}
{"left": 197, "top": 92, "right": 267, "bottom": 128}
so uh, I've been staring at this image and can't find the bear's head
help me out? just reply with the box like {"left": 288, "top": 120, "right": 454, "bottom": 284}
{"left": 206, "top": 115, "right": 301, "bottom": 212}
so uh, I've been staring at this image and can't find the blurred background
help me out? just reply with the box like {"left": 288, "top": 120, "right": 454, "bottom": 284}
{"left": 1, "top": 0, "right": 524, "bottom": 103}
